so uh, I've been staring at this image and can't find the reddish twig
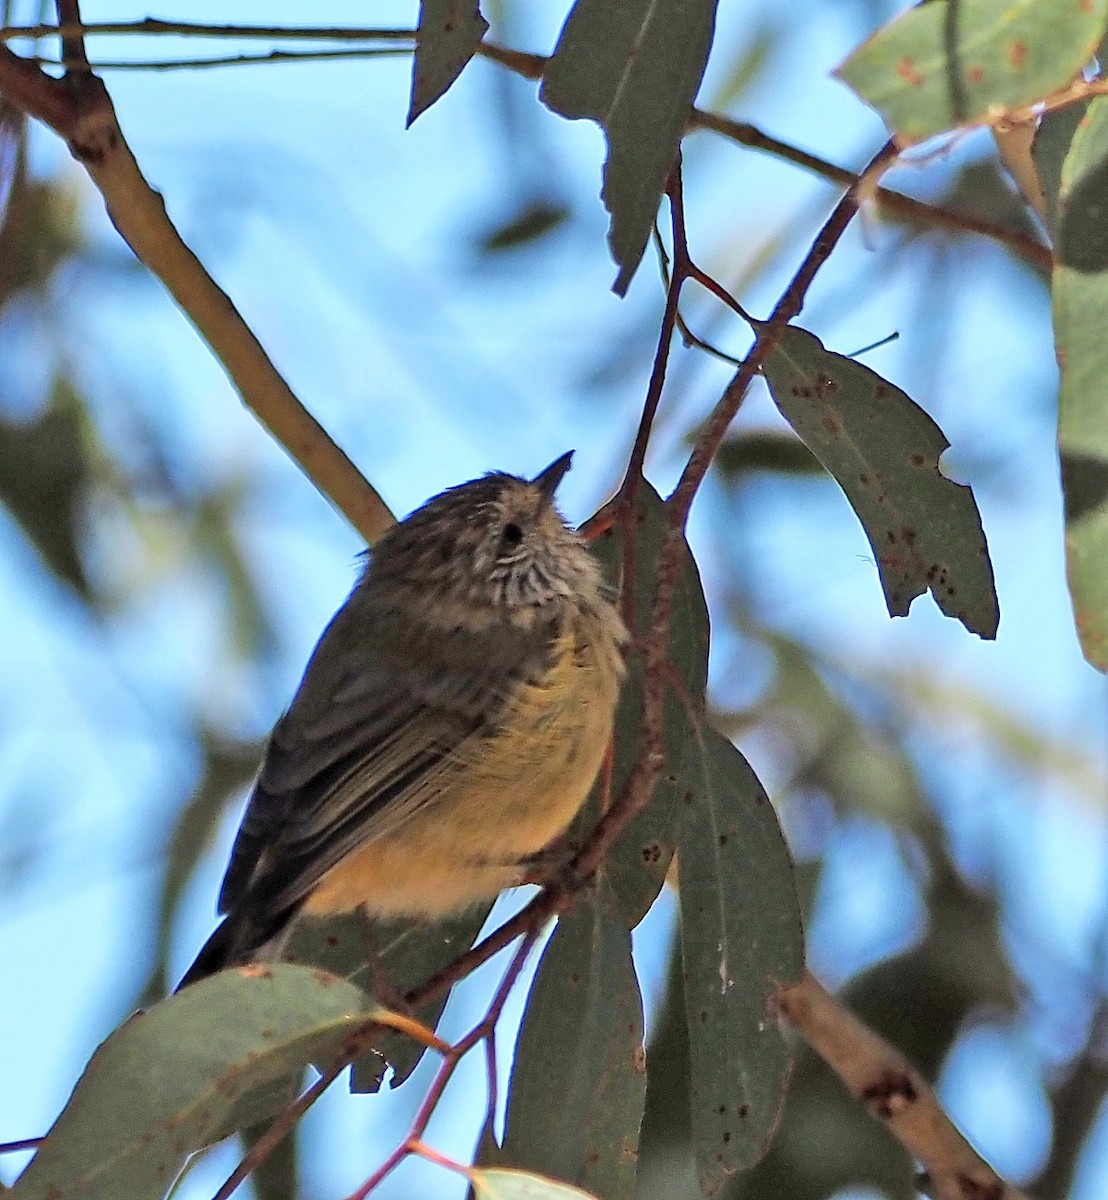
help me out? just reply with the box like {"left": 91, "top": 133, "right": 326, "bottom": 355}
{"left": 0, "top": 1135, "right": 44, "bottom": 1154}
{"left": 344, "top": 930, "right": 543, "bottom": 1200}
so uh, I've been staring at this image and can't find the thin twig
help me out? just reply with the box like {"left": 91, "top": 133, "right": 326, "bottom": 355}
{"left": 344, "top": 931, "right": 542, "bottom": 1200}
{"left": 0, "top": 19, "right": 416, "bottom": 43}
{"left": 40, "top": 48, "right": 412, "bottom": 72}
{"left": 0, "top": 19, "right": 1055, "bottom": 267}
{"left": 690, "top": 108, "right": 1053, "bottom": 273}
{"left": 778, "top": 970, "right": 1033, "bottom": 1200}
{"left": 0, "top": 1136, "right": 43, "bottom": 1153}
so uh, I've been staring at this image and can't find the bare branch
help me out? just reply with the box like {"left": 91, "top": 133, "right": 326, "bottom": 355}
{"left": 0, "top": 24, "right": 393, "bottom": 543}
{"left": 779, "top": 970, "right": 1034, "bottom": 1200}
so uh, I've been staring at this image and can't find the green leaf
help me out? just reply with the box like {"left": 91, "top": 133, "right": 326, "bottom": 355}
{"left": 1052, "top": 94, "right": 1108, "bottom": 669}
{"left": 408, "top": 1, "right": 489, "bottom": 125}
{"left": 714, "top": 430, "right": 825, "bottom": 478}
{"left": 0, "top": 377, "right": 91, "bottom": 596}
{"left": 1033, "top": 103, "right": 1088, "bottom": 239}
{"left": 503, "top": 888, "right": 646, "bottom": 1200}
{"left": 469, "top": 1167, "right": 600, "bottom": 1200}
{"left": 836, "top": 0, "right": 1108, "bottom": 144}
{"left": 678, "top": 726, "right": 804, "bottom": 1190}
{"left": 540, "top": 0, "right": 719, "bottom": 294}
{"left": 11, "top": 965, "right": 387, "bottom": 1200}
{"left": 282, "top": 905, "right": 491, "bottom": 1091}
{"left": 585, "top": 482, "right": 710, "bottom": 927}
{"left": 762, "top": 326, "right": 999, "bottom": 638}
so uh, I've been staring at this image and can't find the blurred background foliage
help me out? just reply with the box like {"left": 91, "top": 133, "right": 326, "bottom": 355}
{"left": 1, "top": 2, "right": 1106, "bottom": 1199}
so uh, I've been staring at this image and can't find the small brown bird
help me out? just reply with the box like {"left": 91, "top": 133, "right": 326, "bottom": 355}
{"left": 178, "top": 452, "right": 626, "bottom": 989}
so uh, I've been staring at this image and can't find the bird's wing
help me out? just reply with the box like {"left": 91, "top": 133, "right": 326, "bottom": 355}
{"left": 216, "top": 590, "right": 555, "bottom": 923}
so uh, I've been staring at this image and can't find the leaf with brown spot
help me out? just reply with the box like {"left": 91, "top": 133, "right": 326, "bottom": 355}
{"left": 762, "top": 326, "right": 999, "bottom": 639}
{"left": 836, "top": 0, "right": 1108, "bottom": 144}
{"left": 678, "top": 725, "right": 804, "bottom": 1190}
{"left": 408, "top": 0, "right": 488, "bottom": 125}
{"left": 583, "top": 482, "right": 709, "bottom": 927}
{"left": 11, "top": 965, "right": 388, "bottom": 1200}
{"left": 503, "top": 886, "right": 645, "bottom": 1200}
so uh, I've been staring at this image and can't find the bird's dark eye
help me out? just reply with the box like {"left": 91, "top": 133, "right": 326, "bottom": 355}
{"left": 501, "top": 522, "right": 524, "bottom": 548}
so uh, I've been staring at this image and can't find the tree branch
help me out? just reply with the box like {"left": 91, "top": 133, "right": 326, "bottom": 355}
{"left": 0, "top": 19, "right": 1054, "bottom": 269}
{"left": 778, "top": 970, "right": 1033, "bottom": 1200}
{"left": 0, "top": 26, "right": 393, "bottom": 544}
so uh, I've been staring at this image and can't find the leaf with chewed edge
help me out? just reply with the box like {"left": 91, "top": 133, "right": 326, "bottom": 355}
{"left": 540, "top": 0, "right": 719, "bottom": 293}
{"left": 678, "top": 726, "right": 803, "bottom": 1193}
{"left": 763, "top": 325, "right": 999, "bottom": 638}
{"left": 11, "top": 964, "right": 422, "bottom": 1200}
{"left": 408, "top": 0, "right": 488, "bottom": 125}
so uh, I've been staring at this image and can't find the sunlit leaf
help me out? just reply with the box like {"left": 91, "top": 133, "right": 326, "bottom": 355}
{"left": 678, "top": 725, "right": 804, "bottom": 1189}
{"left": 762, "top": 326, "right": 999, "bottom": 638}
{"left": 503, "top": 888, "right": 645, "bottom": 1200}
{"left": 11, "top": 965, "right": 393, "bottom": 1200}
{"left": 1052, "top": 94, "right": 1108, "bottom": 669}
{"left": 540, "top": 0, "right": 719, "bottom": 293}
{"left": 408, "top": 0, "right": 489, "bottom": 125}
{"left": 836, "top": 0, "right": 1108, "bottom": 144}
{"left": 469, "top": 1167, "right": 600, "bottom": 1200}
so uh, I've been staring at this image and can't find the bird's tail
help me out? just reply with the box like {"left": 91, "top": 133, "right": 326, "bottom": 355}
{"left": 175, "top": 907, "right": 292, "bottom": 992}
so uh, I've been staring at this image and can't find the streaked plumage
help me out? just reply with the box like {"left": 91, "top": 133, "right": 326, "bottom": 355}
{"left": 178, "top": 454, "right": 625, "bottom": 988}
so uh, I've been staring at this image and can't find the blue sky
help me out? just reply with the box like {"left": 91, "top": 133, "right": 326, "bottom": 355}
{"left": 1, "top": 2, "right": 1106, "bottom": 1198}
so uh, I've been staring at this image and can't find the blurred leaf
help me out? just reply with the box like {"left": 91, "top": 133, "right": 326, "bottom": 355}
{"left": 193, "top": 487, "right": 277, "bottom": 661}
{"left": 836, "top": 0, "right": 1108, "bottom": 144}
{"left": 504, "top": 887, "right": 645, "bottom": 1199}
{"left": 282, "top": 905, "right": 491, "bottom": 1092}
{"left": 714, "top": 430, "right": 824, "bottom": 478}
{"left": 1052, "top": 94, "right": 1108, "bottom": 668}
{"left": 1034, "top": 102, "right": 1087, "bottom": 238}
{"left": 678, "top": 726, "right": 804, "bottom": 1190}
{"left": 470, "top": 1168, "right": 600, "bottom": 1200}
{"left": 927, "top": 156, "right": 1044, "bottom": 249}
{"left": 1033, "top": 1036, "right": 1108, "bottom": 1200}
{"left": 480, "top": 199, "right": 571, "bottom": 252}
{"left": 762, "top": 326, "right": 999, "bottom": 638}
{"left": 845, "top": 849, "right": 1015, "bottom": 1077}
{"left": 0, "top": 377, "right": 92, "bottom": 596}
{"left": 147, "top": 730, "right": 261, "bottom": 1002}
{"left": 243, "top": 1117, "right": 298, "bottom": 1200}
{"left": 705, "top": 20, "right": 777, "bottom": 112}
{"left": 540, "top": 0, "right": 719, "bottom": 293}
{"left": 12, "top": 965, "right": 389, "bottom": 1200}
{"left": 0, "top": 143, "right": 80, "bottom": 312}
{"left": 408, "top": 0, "right": 489, "bottom": 125}
{"left": 585, "top": 483, "right": 709, "bottom": 927}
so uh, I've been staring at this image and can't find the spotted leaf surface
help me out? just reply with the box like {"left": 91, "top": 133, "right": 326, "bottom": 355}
{"left": 763, "top": 326, "right": 999, "bottom": 638}
{"left": 837, "top": 0, "right": 1108, "bottom": 145}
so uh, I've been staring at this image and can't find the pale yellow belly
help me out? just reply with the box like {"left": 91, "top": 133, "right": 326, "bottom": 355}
{"left": 303, "top": 618, "right": 621, "bottom": 918}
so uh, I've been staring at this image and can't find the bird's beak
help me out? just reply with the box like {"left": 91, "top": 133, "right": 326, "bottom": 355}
{"left": 532, "top": 450, "right": 574, "bottom": 500}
